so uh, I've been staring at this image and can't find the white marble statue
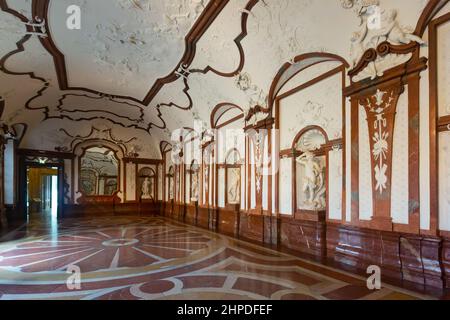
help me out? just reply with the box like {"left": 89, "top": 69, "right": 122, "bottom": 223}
{"left": 141, "top": 177, "right": 153, "bottom": 200}
{"left": 191, "top": 172, "right": 199, "bottom": 201}
{"left": 169, "top": 177, "right": 174, "bottom": 200}
{"left": 228, "top": 169, "right": 241, "bottom": 204}
{"left": 296, "top": 151, "right": 326, "bottom": 210}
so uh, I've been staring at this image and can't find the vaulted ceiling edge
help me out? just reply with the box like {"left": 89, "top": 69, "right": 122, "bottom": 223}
{"left": 0, "top": 0, "right": 433, "bottom": 156}
{"left": 0, "top": 0, "right": 259, "bottom": 140}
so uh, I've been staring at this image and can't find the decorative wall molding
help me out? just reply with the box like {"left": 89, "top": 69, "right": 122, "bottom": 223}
{"left": 360, "top": 87, "right": 403, "bottom": 196}
{"left": 210, "top": 103, "right": 244, "bottom": 129}
{"left": 346, "top": 36, "right": 427, "bottom": 231}
{"left": 190, "top": 0, "right": 260, "bottom": 77}
{"left": 349, "top": 41, "right": 420, "bottom": 82}
{"left": 268, "top": 53, "right": 349, "bottom": 112}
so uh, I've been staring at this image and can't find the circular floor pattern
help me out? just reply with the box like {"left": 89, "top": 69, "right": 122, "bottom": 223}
{"left": 0, "top": 216, "right": 434, "bottom": 300}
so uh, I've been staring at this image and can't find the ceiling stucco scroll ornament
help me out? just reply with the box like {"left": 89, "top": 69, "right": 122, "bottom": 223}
{"left": 235, "top": 72, "right": 268, "bottom": 125}
{"left": 344, "top": 0, "right": 426, "bottom": 82}
{"left": 340, "top": 0, "right": 378, "bottom": 11}
{"left": 201, "top": 128, "right": 215, "bottom": 146}
{"left": 125, "top": 145, "right": 142, "bottom": 158}
{"left": 171, "top": 141, "right": 184, "bottom": 164}
{"left": 287, "top": 101, "right": 340, "bottom": 141}
{"left": 175, "top": 64, "right": 191, "bottom": 80}
{"left": 56, "top": 126, "right": 137, "bottom": 155}
{"left": 24, "top": 16, "right": 48, "bottom": 38}
{"left": 0, "top": 0, "right": 235, "bottom": 143}
{"left": 189, "top": 0, "right": 261, "bottom": 78}
{"left": 0, "top": 98, "right": 27, "bottom": 143}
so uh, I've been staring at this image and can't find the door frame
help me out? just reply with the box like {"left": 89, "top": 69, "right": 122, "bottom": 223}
{"left": 18, "top": 160, "right": 64, "bottom": 220}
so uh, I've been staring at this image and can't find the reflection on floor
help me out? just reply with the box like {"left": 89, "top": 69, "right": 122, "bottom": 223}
{"left": 0, "top": 216, "right": 441, "bottom": 300}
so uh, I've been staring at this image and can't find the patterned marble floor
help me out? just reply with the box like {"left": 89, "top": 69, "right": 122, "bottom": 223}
{"left": 0, "top": 216, "right": 437, "bottom": 300}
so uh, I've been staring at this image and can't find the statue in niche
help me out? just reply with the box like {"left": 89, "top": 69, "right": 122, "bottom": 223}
{"left": 141, "top": 177, "right": 153, "bottom": 200}
{"left": 228, "top": 168, "right": 241, "bottom": 204}
{"left": 191, "top": 172, "right": 199, "bottom": 201}
{"left": 296, "top": 151, "right": 326, "bottom": 210}
{"left": 169, "top": 177, "right": 174, "bottom": 200}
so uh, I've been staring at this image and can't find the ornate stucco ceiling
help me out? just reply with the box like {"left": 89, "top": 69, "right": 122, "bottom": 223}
{"left": 0, "top": 0, "right": 430, "bottom": 158}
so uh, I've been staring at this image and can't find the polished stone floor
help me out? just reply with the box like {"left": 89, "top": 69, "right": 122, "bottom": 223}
{"left": 0, "top": 216, "right": 441, "bottom": 300}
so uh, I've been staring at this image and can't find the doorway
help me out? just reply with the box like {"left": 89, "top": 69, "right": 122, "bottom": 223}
{"left": 18, "top": 159, "right": 64, "bottom": 223}
{"left": 26, "top": 167, "right": 59, "bottom": 221}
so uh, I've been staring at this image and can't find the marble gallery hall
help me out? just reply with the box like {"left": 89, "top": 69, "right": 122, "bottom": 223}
{"left": 0, "top": 0, "right": 449, "bottom": 302}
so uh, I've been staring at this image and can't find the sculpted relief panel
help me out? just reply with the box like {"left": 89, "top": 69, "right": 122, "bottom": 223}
{"left": 227, "top": 168, "right": 241, "bottom": 205}
{"left": 344, "top": 0, "right": 425, "bottom": 81}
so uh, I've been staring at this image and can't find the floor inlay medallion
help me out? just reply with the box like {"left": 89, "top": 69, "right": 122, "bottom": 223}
{"left": 0, "top": 216, "right": 438, "bottom": 300}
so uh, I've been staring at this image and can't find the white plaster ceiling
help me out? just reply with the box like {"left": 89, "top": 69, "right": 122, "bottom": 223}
{"left": 0, "top": 0, "right": 429, "bottom": 158}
